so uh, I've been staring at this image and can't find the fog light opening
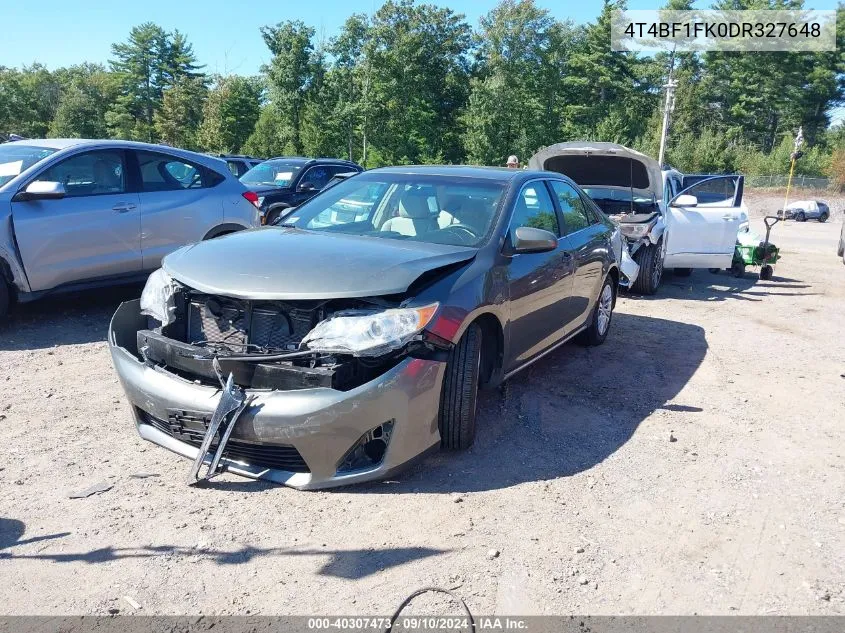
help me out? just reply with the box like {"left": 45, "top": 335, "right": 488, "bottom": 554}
{"left": 337, "top": 420, "right": 395, "bottom": 474}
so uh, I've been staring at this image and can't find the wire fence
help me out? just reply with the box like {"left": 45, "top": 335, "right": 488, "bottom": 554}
{"left": 746, "top": 174, "right": 831, "bottom": 190}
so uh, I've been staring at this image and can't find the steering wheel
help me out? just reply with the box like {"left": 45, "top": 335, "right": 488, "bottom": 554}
{"left": 439, "top": 223, "right": 479, "bottom": 244}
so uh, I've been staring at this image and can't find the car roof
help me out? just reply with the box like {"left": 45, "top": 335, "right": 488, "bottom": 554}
{"left": 367, "top": 165, "right": 563, "bottom": 183}
{"left": 264, "top": 156, "right": 360, "bottom": 166}
{"left": 6, "top": 138, "right": 90, "bottom": 150}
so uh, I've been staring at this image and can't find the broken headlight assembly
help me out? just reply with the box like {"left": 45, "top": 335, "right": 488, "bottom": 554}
{"left": 301, "top": 303, "right": 439, "bottom": 357}
{"left": 140, "top": 268, "right": 180, "bottom": 326}
{"left": 619, "top": 219, "right": 657, "bottom": 240}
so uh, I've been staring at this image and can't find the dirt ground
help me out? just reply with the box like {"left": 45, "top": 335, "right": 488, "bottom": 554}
{"left": 1, "top": 198, "right": 843, "bottom": 616}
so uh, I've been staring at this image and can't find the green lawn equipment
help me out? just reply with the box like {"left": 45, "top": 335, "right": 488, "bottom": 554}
{"left": 730, "top": 216, "right": 781, "bottom": 280}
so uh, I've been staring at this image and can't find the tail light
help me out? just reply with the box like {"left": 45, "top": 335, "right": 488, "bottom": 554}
{"left": 242, "top": 191, "right": 260, "bottom": 209}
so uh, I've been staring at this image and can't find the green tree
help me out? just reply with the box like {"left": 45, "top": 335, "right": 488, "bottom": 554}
{"left": 108, "top": 23, "right": 204, "bottom": 141}
{"left": 154, "top": 76, "right": 207, "bottom": 148}
{"left": 260, "top": 21, "right": 319, "bottom": 155}
{"left": 49, "top": 65, "right": 121, "bottom": 138}
{"left": 196, "top": 75, "right": 262, "bottom": 153}
{"left": 462, "top": 0, "right": 561, "bottom": 165}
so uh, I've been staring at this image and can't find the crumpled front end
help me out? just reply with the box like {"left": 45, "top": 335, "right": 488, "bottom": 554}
{"left": 109, "top": 297, "right": 447, "bottom": 489}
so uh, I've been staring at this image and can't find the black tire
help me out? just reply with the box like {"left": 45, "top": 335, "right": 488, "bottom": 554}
{"left": 708, "top": 268, "right": 720, "bottom": 274}
{"left": 674, "top": 267, "right": 692, "bottom": 277}
{"left": 438, "top": 322, "right": 482, "bottom": 450}
{"left": 818, "top": 213, "right": 828, "bottom": 223}
{"left": 0, "top": 280, "right": 9, "bottom": 321}
{"left": 796, "top": 211, "right": 806, "bottom": 222}
{"left": 632, "top": 241, "right": 663, "bottom": 295}
{"left": 578, "top": 276, "right": 615, "bottom": 346}
{"left": 731, "top": 260, "right": 746, "bottom": 278}
{"left": 265, "top": 204, "right": 291, "bottom": 226}
{"left": 759, "top": 265, "right": 774, "bottom": 280}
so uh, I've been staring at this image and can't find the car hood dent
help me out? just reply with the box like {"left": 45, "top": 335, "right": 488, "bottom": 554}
{"left": 528, "top": 142, "right": 663, "bottom": 200}
{"left": 162, "top": 228, "right": 477, "bottom": 300}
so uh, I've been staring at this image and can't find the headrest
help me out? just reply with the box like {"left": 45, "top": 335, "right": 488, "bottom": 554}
{"left": 398, "top": 190, "right": 431, "bottom": 219}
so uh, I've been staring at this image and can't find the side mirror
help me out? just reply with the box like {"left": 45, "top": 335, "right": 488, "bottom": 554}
{"left": 15, "top": 181, "right": 67, "bottom": 201}
{"left": 672, "top": 194, "right": 698, "bottom": 207}
{"left": 512, "top": 226, "right": 558, "bottom": 254}
{"left": 298, "top": 181, "right": 317, "bottom": 193}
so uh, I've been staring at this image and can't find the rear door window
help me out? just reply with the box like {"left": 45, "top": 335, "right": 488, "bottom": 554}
{"left": 135, "top": 151, "right": 221, "bottom": 192}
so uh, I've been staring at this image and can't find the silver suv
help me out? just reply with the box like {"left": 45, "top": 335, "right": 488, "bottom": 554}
{"left": 0, "top": 139, "right": 261, "bottom": 319}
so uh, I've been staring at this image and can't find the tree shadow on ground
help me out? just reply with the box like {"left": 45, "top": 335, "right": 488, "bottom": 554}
{"left": 0, "top": 517, "right": 444, "bottom": 578}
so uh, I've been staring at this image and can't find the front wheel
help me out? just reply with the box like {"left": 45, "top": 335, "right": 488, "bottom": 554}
{"left": 731, "top": 260, "right": 746, "bottom": 278}
{"left": 632, "top": 241, "right": 663, "bottom": 295}
{"left": 0, "top": 281, "right": 9, "bottom": 321}
{"left": 578, "top": 276, "right": 615, "bottom": 346}
{"left": 438, "top": 322, "right": 482, "bottom": 450}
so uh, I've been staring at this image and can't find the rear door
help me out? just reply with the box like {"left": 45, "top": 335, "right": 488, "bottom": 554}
{"left": 664, "top": 175, "right": 745, "bottom": 269}
{"left": 132, "top": 150, "right": 225, "bottom": 270}
{"left": 549, "top": 180, "right": 609, "bottom": 333}
{"left": 503, "top": 180, "right": 575, "bottom": 371}
{"left": 11, "top": 149, "right": 141, "bottom": 291}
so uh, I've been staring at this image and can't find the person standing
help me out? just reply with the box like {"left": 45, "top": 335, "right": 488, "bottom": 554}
{"left": 506, "top": 155, "right": 519, "bottom": 169}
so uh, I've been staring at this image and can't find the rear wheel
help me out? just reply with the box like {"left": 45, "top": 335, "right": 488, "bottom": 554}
{"left": 265, "top": 204, "right": 291, "bottom": 226}
{"left": 731, "top": 260, "right": 746, "bottom": 278}
{"left": 578, "top": 276, "right": 615, "bottom": 346}
{"left": 438, "top": 323, "right": 482, "bottom": 450}
{"left": 759, "top": 265, "right": 774, "bottom": 280}
{"left": 818, "top": 213, "right": 828, "bottom": 223}
{"left": 632, "top": 241, "right": 663, "bottom": 295}
{"left": 796, "top": 211, "right": 806, "bottom": 222}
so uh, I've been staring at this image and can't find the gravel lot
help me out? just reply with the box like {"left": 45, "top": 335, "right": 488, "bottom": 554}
{"left": 1, "top": 203, "right": 843, "bottom": 616}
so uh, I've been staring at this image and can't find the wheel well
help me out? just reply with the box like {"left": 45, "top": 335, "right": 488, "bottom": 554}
{"left": 0, "top": 258, "right": 16, "bottom": 304}
{"left": 607, "top": 266, "right": 619, "bottom": 306}
{"left": 472, "top": 313, "right": 503, "bottom": 387}
{"left": 203, "top": 224, "right": 246, "bottom": 240}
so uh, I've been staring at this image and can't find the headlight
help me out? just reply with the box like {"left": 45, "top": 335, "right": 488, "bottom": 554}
{"left": 619, "top": 221, "right": 655, "bottom": 239}
{"left": 301, "top": 303, "right": 439, "bottom": 357}
{"left": 140, "top": 268, "right": 179, "bottom": 326}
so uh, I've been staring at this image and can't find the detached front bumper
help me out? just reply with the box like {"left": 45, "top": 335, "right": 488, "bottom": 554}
{"left": 108, "top": 300, "right": 446, "bottom": 489}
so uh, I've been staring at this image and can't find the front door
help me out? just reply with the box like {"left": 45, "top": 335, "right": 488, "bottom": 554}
{"left": 503, "top": 180, "right": 575, "bottom": 372}
{"left": 11, "top": 149, "right": 141, "bottom": 292}
{"left": 664, "top": 175, "right": 745, "bottom": 269}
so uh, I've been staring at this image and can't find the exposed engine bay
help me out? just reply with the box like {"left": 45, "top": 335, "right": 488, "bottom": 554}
{"left": 136, "top": 286, "right": 449, "bottom": 392}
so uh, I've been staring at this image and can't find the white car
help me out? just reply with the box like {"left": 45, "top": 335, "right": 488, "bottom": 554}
{"left": 529, "top": 142, "right": 747, "bottom": 294}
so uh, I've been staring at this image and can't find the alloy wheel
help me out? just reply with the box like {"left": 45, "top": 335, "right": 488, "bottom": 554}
{"left": 597, "top": 284, "right": 613, "bottom": 335}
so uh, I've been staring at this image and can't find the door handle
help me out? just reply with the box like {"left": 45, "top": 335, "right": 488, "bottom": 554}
{"left": 722, "top": 214, "right": 737, "bottom": 220}
{"left": 113, "top": 203, "right": 137, "bottom": 213}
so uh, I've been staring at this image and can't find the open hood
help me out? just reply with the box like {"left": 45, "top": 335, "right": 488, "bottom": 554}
{"left": 162, "top": 228, "right": 476, "bottom": 300}
{"left": 528, "top": 142, "right": 663, "bottom": 201}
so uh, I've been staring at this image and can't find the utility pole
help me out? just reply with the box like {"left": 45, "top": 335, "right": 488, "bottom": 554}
{"left": 658, "top": 50, "right": 677, "bottom": 169}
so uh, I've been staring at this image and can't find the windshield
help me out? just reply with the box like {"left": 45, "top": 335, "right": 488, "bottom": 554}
{"left": 240, "top": 160, "right": 304, "bottom": 187}
{"left": 0, "top": 145, "right": 57, "bottom": 187}
{"left": 285, "top": 173, "right": 506, "bottom": 248}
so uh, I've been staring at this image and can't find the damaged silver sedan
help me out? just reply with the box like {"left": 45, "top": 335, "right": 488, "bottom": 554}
{"left": 109, "top": 166, "right": 619, "bottom": 489}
